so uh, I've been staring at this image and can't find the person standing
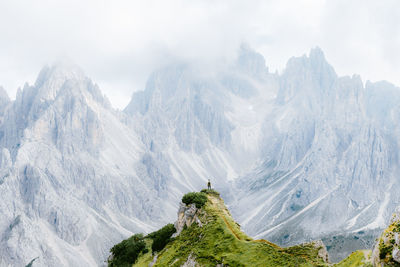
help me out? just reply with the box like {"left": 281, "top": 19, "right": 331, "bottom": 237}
{"left": 207, "top": 179, "right": 211, "bottom": 190}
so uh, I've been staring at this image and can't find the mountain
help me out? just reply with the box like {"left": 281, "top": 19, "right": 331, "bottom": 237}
{"left": 1, "top": 45, "right": 400, "bottom": 265}
{"left": 229, "top": 48, "right": 400, "bottom": 259}
{"left": 125, "top": 45, "right": 400, "bottom": 260}
{"left": 0, "top": 64, "right": 176, "bottom": 266}
{"left": 110, "top": 190, "right": 330, "bottom": 266}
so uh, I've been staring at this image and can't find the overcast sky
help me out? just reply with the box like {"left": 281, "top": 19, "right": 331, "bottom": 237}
{"left": 0, "top": 0, "right": 399, "bottom": 109}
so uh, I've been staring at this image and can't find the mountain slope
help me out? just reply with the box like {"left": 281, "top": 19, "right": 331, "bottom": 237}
{"left": 111, "top": 194, "right": 400, "bottom": 266}
{"left": 0, "top": 64, "right": 174, "bottom": 266}
{"left": 124, "top": 190, "right": 330, "bottom": 267}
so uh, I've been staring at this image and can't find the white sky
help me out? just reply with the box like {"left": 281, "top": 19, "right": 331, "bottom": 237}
{"left": 0, "top": 0, "right": 399, "bottom": 109}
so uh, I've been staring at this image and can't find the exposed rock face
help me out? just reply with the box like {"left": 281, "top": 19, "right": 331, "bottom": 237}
{"left": 180, "top": 253, "right": 198, "bottom": 267}
{"left": 372, "top": 207, "right": 400, "bottom": 265}
{"left": 173, "top": 203, "right": 202, "bottom": 237}
{"left": 148, "top": 255, "right": 158, "bottom": 267}
{"left": 313, "top": 240, "right": 330, "bottom": 263}
{"left": 393, "top": 246, "right": 400, "bottom": 263}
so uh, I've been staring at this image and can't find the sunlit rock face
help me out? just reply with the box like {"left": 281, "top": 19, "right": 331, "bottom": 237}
{"left": 1, "top": 46, "right": 400, "bottom": 265}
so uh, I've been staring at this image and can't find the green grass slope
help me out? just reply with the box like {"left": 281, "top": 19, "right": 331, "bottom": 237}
{"left": 133, "top": 190, "right": 329, "bottom": 267}
{"left": 333, "top": 250, "right": 372, "bottom": 267}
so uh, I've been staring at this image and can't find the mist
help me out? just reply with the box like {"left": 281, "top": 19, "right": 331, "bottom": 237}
{"left": 0, "top": 0, "right": 399, "bottom": 109}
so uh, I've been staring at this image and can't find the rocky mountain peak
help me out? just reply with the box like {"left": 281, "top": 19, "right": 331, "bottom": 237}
{"left": 284, "top": 46, "right": 335, "bottom": 76}
{"left": 28, "top": 63, "right": 110, "bottom": 109}
{"left": 309, "top": 46, "right": 325, "bottom": 62}
{"left": 277, "top": 47, "right": 337, "bottom": 105}
{"left": 237, "top": 43, "right": 269, "bottom": 76}
{"left": 36, "top": 62, "right": 85, "bottom": 82}
{"left": 0, "top": 86, "right": 10, "bottom": 102}
{"left": 0, "top": 86, "right": 10, "bottom": 112}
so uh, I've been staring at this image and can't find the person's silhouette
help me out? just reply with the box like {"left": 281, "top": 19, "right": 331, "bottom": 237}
{"left": 207, "top": 179, "right": 211, "bottom": 190}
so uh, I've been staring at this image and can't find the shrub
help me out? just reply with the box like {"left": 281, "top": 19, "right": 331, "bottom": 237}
{"left": 109, "top": 234, "right": 146, "bottom": 267}
{"left": 147, "top": 223, "right": 176, "bottom": 253}
{"left": 379, "top": 241, "right": 393, "bottom": 260}
{"left": 182, "top": 192, "right": 208, "bottom": 208}
{"left": 395, "top": 223, "right": 400, "bottom": 232}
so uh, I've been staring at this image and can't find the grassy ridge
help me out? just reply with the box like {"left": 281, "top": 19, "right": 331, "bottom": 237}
{"left": 135, "top": 191, "right": 329, "bottom": 267}
{"left": 333, "top": 250, "right": 372, "bottom": 267}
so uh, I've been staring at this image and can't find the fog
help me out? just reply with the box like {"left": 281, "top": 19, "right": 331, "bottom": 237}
{"left": 0, "top": 0, "right": 399, "bottom": 108}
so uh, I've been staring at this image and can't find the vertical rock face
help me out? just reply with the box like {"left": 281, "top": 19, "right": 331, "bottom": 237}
{"left": 173, "top": 203, "right": 201, "bottom": 237}
{"left": 372, "top": 207, "right": 400, "bottom": 265}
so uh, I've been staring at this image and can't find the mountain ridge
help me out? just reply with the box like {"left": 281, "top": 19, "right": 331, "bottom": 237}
{"left": 111, "top": 190, "right": 331, "bottom": 267}
{"left": 1, "top": 45, "right": 400, "bottom": 265}
{"left": 111, "top": 190, "right": 400, "bottom": 266}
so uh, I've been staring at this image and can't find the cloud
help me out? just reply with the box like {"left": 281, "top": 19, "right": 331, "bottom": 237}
{"left": 0, "top": 0, "right": 399, "bottom": 108}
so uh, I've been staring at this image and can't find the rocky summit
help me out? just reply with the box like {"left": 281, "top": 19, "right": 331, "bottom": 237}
{"left": 110, "top": 190, "right": 400, "bottom": 266}
{"left": 109, "top": 190, "right": 331, "bottom": 267}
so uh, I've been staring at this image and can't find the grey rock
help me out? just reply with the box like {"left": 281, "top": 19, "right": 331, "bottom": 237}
{"left": 180, "top": 253, "right": 197, "bottom": 267}
{"left": 393, "top": 246, "right": 400, "bottom": 263}
{"left": 148, "top": 255, "right": 158, "bottom": 267}
{"left": 173, "top": 203, "right": 201, "bottom": 237}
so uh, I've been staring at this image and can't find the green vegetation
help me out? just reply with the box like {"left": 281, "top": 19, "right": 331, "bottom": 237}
{"left": 181, "top": 192, "right": 208, "bottom": 208}
{"left": 138, "top": 193, "right": 329, "bottom": 267}
{"left": 108, "top": 234, "right": 146, "bottom": 267}
{"left": 108, "top": 190, "right": 400, "bottom": 267}
{"left": 374, "top": 218, "right": 400, "bottom": 266}
{"left": 146, "top": 223, "right": 176, "bottom": 253}
{"left": 395, "top": 222, "right": 400, "bottom": 232}
{"left": 107, "top": 224, "right": 176, "bottom": 267}
{"left": 379, "top": 241, "right": 393, "bottom": 261}
{"left": 200, "top": 188, "right": 220, "bottom": 196}
{"left": 334, "top": 250, "right": 372, "bottom": 267}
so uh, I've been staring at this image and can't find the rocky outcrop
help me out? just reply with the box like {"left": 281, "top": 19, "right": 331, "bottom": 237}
{"left": 148, "top": 255, "right": 158, "bottom": 267}
{"left": 372, "top": 207, "right": 400, "bottom": 265}
{"left": 180, "top": 253, "right": 198, "bottom": 267}
{"left": 312, "top": 240, "right": 330, "bottom": 263}
{"left": 173, "top": 203, "right": 202, "bottom": 237}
